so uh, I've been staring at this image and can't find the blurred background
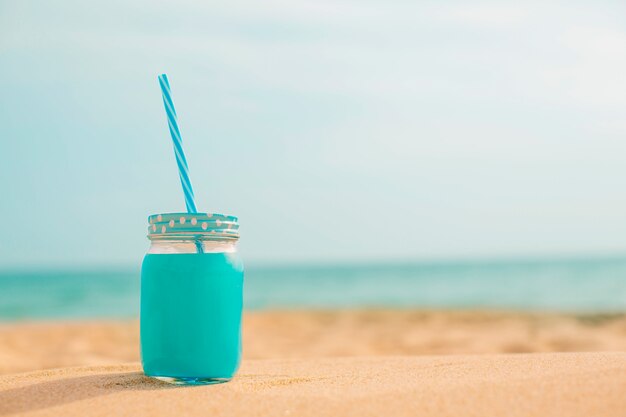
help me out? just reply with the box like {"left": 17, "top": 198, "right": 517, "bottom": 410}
{"left": 2, "top": 0, "right": 626, "bottom": 319}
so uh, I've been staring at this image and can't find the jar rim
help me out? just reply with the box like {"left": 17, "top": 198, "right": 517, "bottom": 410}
{"left": 147, "top": 212, "right": 239, "bottom": 241}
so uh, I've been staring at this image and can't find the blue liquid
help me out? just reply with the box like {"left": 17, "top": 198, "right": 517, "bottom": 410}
{"left": 140, "top": 252, "right": 244, "bottom": 381}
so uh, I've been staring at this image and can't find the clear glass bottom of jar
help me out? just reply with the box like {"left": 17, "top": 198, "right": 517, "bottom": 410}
{"left": 148, "top": 375, "right": 232, "bottom": 386}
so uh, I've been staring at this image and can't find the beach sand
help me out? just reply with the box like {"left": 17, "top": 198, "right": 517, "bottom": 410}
{"left": 1, "top": 310, "right": 626, "bottom": 375}
{"left": 1, "top": 353, "right": 625, "bottom": 417}
{"left": 1, "top": 310, "right": 626, "bottom": 416}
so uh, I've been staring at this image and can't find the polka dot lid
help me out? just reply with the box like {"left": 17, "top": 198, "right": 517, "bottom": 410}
{"left": 147, "top": 212, "right": 239, "bottom": 240}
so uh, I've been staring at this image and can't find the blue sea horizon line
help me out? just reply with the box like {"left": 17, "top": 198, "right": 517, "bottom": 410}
{"left": 2, "top": 253, "right": 626, "bottom": 320}
{"left": 3, "top": 251, "right": 626, "bottom": 275}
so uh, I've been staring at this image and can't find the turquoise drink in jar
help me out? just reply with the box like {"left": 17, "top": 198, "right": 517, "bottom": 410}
{"left": 141, "top": 212, "right": 244, "bottom": 385}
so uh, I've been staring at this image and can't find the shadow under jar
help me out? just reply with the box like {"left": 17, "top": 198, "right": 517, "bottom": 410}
{"left": 140, "top": 212, "right": 244, "bottom": 385}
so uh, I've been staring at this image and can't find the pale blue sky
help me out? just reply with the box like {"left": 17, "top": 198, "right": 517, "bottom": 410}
{"left": 1, "top": 0, "right": 626, "bottom": 268}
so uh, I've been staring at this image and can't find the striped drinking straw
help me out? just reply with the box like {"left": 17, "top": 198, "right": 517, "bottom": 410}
{"left": 158, "top": 74, "right": 203, "bottom": 253}
{"left": 158, "top": 74, "right": 198, "bottom": 214}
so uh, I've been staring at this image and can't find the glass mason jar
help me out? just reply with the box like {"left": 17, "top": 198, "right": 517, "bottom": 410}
{"left": 140, "top": 212, "right": 244, "bottom": 385}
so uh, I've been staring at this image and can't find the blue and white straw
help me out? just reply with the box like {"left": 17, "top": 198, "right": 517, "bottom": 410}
{"left": 158, "top": 74, "right": 198, "bottom": 214}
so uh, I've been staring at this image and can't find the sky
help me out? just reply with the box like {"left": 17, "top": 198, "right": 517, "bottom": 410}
{"left": 1, "top": 0, "right": 626, "bottom": 268}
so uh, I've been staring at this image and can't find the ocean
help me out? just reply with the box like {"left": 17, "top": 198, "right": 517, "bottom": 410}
{"left": 1, "top": 257, "right": 626, "bottom": 320}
